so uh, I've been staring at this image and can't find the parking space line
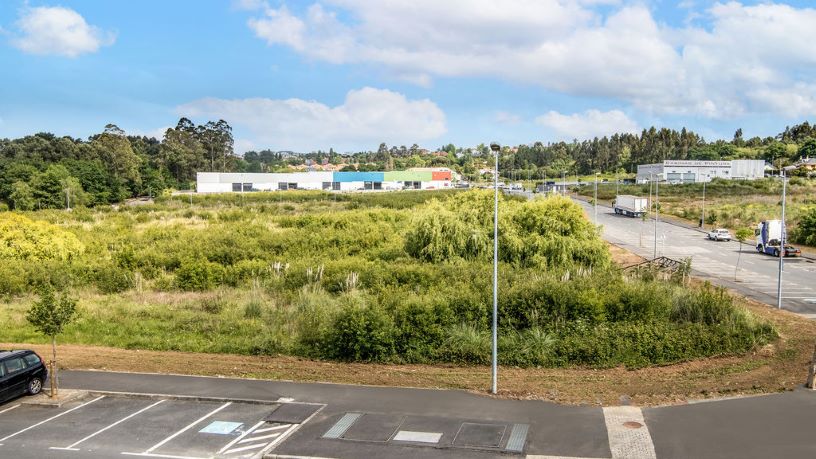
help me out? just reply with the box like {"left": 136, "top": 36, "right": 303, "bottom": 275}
{"left": 0, "top": 404, "right": 21, "bottom": 416}
{"left": 238, "top": 432, "right": 283, "bottom": 443}
{"left": 0, "top": 396, "right": 105, "bottom": 443}
{"left": 253, "top": 424, "right": 290, "bottom": 434}
{"left": 50, "top": 399, "right": 166, "bottom": 451}
{"left": 121, "top": 453, "right": 209, "bottom": 459}
{"left": 224, "top": 441, "right": 269, "bottom": 454}
{"left": 143, "top": 402, "right": 232, "bottom": 454}
{"left": 217, "top": 420, "right": 265, "bottom": 454}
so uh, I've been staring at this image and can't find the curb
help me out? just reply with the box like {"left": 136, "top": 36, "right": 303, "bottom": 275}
{"left": 83, "top": 389, "right": 323, "bottom": 406}
{"left": 21, "top": 389, "right": 90, "bottom": 408}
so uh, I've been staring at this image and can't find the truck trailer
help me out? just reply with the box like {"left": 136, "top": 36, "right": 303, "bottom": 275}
{"left": 613, "top": 195, "right": 648, "bottom": 217}
{"left": 755, "top": 220, "right": 801, "bottom": 257}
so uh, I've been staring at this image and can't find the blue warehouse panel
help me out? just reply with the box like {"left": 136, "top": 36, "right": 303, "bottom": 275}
{"left": 333, "top": 172, "right": 385, "bottom": 182}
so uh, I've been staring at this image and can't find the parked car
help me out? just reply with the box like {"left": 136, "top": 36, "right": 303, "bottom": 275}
{"left": 0, "top": 350, "right": 47, "bottom": 402}
{"left": 707, "top": 228, "right": 732, "bottom": 241}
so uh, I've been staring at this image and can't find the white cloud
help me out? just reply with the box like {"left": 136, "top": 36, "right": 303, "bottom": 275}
{"left": 535, "top": 109, "right": 639, "bottom": 140}
{"left": 494, "top": 111, "right": 522, "bottom": 125}
{"left": 177, "top": 87, "right": 446, "bottom": 151}
{"left": 11, "top": 6, "right": 115, "bottom": 57}
{"left": 242, "top": 1, "right": 816, "bottom": 119}
{"left": 130, "top": 126, "right": 171, "bottom": 140}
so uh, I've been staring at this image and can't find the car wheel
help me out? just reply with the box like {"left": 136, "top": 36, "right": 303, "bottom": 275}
{"left": 773, "top": 249, "right": 779, "bottom": 257}
{"left": 27, "top": 377, "right": 43, "bottom": 395}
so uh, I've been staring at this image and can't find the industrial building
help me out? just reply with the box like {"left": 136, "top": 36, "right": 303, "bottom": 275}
{"left": 196, "top": 170, "right": 453, "bottom": 193}
{"left": 636, "top": 160, "right": 765, "bottom": 184}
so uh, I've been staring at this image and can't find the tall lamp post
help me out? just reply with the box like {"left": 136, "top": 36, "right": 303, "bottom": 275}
{"left": 562, "top": 170, "right": 567, "bottom": 196}
{"left": 594, "top": 172, "right": 600, "bottom": 224}
{"left": 777, "top": 166, "right": 795, "bottom": 309}
{"left": 654, "top": 174, "right": 660, "bottom": 259}
{"left": 489, "top": 141, "right": 500, "bottom": 394}
{"left": 700, "top": 173, "right": 709, "bottom": 229}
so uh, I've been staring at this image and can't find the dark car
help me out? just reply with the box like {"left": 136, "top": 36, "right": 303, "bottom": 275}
{"left": 0, "top": 350, "right": 48, "bottom": 402}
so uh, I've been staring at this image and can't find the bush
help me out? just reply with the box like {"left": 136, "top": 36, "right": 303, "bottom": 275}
{"left": 95, "top": 266, "right": 134, "bottom": 294}
{"left": 793, "top": 207, "right": 816, "bottom": 246}
{"left": 175, "top": 259, "right": 223, "bottom": 291}
{"left": 440, "top": 323, "right": 490, "bottom": 364}
{"left": 325, "top": 303, "right": 396, "bottom": 362}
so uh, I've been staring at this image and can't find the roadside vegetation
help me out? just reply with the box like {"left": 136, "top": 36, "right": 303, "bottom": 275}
{"left": 0, "top": 190, "right": 776, "bottom": 369}
{"left": 577, "top": 177, "right": 816, "bottom": 248}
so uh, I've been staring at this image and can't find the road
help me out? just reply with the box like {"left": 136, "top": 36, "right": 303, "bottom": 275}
{"left": 574, "top": 198, "right": 816, "bottom": 318}
{"left": 1, "top": 371, "right": 814, "bottom": 458}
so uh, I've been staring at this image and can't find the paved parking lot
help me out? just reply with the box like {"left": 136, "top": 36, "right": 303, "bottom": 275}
{"left": 0, "top": 393, "right": 322, "bottom": 459}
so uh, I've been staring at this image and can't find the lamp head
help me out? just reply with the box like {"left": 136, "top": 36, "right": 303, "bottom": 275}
{"left": 489, "top": 142, "right": 500, "bottom": 152}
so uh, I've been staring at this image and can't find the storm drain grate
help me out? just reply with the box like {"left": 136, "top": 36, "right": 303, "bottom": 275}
{"left": 505, "top": 423, "right": 529, "bottom": 452}
{"left": 264, "top": 403, "right": 321, "bottom": 424}
{"left": 322, "top": 413, "right": 362, "bottom": 439}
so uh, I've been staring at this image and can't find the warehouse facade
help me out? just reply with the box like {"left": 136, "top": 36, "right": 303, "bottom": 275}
{"left": 636, "top": 160, "right": 765, "bottom": 184}
{"left": 196, "top": 170, "right": 453, "bottom": 193}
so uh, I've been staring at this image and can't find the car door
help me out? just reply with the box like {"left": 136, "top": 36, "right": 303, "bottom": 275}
{"left": 0, "top": 361, "right": 9, "bottom": 402}
{"left": 3, "top": 357, "right": 28, "bottom": 397}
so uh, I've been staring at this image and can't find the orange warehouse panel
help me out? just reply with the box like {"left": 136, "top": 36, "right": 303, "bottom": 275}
{"left": 432, "top": 171, "right": 451, "bottom": 181}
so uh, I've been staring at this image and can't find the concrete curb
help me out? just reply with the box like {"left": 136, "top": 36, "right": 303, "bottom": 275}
{"left": 21, "top": 389, "right": 90, "bottom": 408}
{"left": 84, "top": 389, "right": 323, "bottom": 406}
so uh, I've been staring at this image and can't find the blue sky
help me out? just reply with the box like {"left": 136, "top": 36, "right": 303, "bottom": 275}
{"left": 2, "top": 1, "right": 816, "bottom": 152}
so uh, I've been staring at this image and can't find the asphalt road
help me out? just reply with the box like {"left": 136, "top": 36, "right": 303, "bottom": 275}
{"left": 1, "top": 371, "right": 814, "bottom": 458}
{"left": 574, "top": 198, "right": 816, "bottom": 318}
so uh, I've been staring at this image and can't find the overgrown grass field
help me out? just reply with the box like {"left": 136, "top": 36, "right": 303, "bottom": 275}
{"left": 0, "top": 189, "right": 776, "bottom": 368}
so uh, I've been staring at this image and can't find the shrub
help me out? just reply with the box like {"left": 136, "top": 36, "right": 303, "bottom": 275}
{"left": 95, "top": 265, "right": 134, "bottom": 294}
{"left": 175, "top": 259, "right": 223, "bottom": 291}
{"left": 441, "top": 323, "right": 490, "bottom": 364}
{"left": 793, "top": 207, "right": 816, "bottom": 246}
{"left": 325, "top": 303, "right": 396, "bottom": 362}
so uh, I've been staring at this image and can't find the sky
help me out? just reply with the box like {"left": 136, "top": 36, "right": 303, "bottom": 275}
{"left": 1, "top": 0, "right": 816, "bottom": 153}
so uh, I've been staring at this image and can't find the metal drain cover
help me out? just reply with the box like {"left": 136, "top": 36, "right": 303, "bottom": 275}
{"left": 454, "top": 423, "right": 506, "bottom": 448}
{"left": 264, "top": 403, "right": 320, "bottom": 424}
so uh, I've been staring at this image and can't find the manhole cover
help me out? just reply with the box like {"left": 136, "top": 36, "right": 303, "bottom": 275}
{"left": 623, "top": 421, "right": 643, "bottom": 429}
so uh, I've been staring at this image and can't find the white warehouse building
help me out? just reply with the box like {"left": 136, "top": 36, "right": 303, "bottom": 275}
{"left": 636, "top": 160, "right": 765, "bottom": 184}
{"left": 196, "top": 170, "right": 453, "bottom": 193}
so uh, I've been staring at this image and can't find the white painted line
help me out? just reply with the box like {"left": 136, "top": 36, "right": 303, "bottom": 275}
{"left": 144, "top": 402, "right": 231, "bottom": 454}
{"left": 603, "top": 406, "right": 656, "bottom": 459}
{"left": 0, "top": 396, "right": 105, "bottom": 442}
{"left": 392, "top": 430, "right": 443, "bottom": 443}
{"left": 121, "top": 452, "right": 209, "bottom": 459}
{"left": 238, "top": 432, "right": 282, "bottom": 443}
{"left": 51, "top": 399, "right": 166, "bottom": 451}
{"left": 217, "top": 420, "right": 265, "bottom": 454}
{"left": 253, "top": 424, "right": 290, "bottom": 434}
{"left": 258, "top": 405, "right": 325, "bottom": 458}
{"left": 0, "top": 404, "right": 21, "bottom": 416}
{"left": 223, "top": 441, "right": 268, "bottom": 454}
{"left": 526, "top": 456, "right": 607, "bottom": 459}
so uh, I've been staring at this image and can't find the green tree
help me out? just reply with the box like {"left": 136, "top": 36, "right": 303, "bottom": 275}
{"left": 91, "top": 125, "right": 141, "bottom": 188}
{"left": 9, "top": 181, "right": 36, "bottom": 210}
{"left": 796, "top": 138, "right": 816, "bottom": 161}
{"left": 26, "top": 284, "right": 77, "bottom": 396}
{"left": 734, "top": 228, "right": 753, "bottom": 281}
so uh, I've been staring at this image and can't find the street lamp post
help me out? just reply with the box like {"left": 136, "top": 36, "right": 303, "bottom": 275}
{"left": 594, "top": 172, "right": 599, "bottom": 224}
{"left": 777, "top": 167, "right": 793, "bottom": 309}
{"left": 654, "top": 174, "right": 659, "bottom": 259}
{"left": 490, "top": 142, "right": 500, "bottom": 394}
{"left": 562, "top": 170, "right": 567, "bottom": 196}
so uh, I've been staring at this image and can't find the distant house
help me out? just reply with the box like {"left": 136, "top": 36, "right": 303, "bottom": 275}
{"left": 793, "top": 156, "right": 816, "bottom": 172}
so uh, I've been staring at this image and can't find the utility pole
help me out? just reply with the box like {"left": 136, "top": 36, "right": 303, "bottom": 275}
{"left": 701, "top": 175, "right": 707, "bottom": 229}
{"left": 65, "top": 188, "right": 71, "bottom": 211}
{"left": 594, "top": 172, "right": 599, "bottom": 225}
{"left": 490, "top": 142, "right": 501, "bottom": 395}
{"left": 562, "top": 170, "right": 567, "bottom": 196}
{"left": 654, "top": 175, "right": 659, "bottom": 259}
{"left": 777, "top": 168, "right": 790, "bottom": 309}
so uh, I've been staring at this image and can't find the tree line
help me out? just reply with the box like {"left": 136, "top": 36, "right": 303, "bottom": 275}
{"left": 2, "top": 119, "right": 815, "bottom": 209}
{"left": 0, "top": 118, "right": 235, "bottom": 210}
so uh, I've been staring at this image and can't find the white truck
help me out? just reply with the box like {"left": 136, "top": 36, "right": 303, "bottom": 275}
{"left": 755, "top": 220, "right": 802, "bottom": 257}
{"left": 613, "top": 195, "right": 648, "bottom": 217}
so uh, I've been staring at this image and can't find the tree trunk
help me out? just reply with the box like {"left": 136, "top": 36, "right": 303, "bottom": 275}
{"left": 735, "top": 242, "right": 742, "bottom": 281}
{"left": 807, "top": 341, "right": 816, "bottom": 390}
{"left": 51, "top": 335, "right": 58, "bottom": 397}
